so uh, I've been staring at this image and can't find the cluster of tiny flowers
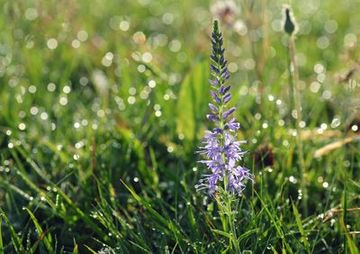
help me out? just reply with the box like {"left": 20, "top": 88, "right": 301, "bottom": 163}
{"left": 197, "top": 20, "right": 253, "bottom": 196}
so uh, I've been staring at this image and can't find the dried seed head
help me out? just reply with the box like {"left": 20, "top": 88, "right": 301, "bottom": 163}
{"left": 253, "top": 144, "right": 275, "bottom": 169}
{"left": 211, "top": 0, "right": 239, "bottom": 27}
{"left": 283, "top": 5, "right": 297, "bottom": 35}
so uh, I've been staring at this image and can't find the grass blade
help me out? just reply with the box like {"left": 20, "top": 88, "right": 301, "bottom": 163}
{"left": 24, "top": 208, "right": 54, "bottom": 254}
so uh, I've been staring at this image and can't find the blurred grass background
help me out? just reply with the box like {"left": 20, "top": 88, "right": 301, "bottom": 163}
{"left": 0, "top": 0, "right": 359, "bottom": 253}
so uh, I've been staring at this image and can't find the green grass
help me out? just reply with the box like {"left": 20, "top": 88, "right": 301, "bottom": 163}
{"left": 0, "top": 0, "right": 359, "bottom": 253}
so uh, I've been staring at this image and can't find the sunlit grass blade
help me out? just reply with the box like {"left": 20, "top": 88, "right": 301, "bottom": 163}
{"left": 340, "top": 189, "right": 359, "bottom": 254}
{"left": 121, "top": 179, "right": 187, "bottom": 250}
{"left": 0, "top": 208, "right": 24, "bottom": 253}
{"left": 255, "top": 191, "right": 294, "bottom": 254}
{"left": 0, "top": 217, "right": 3, "bottom": 254}
{"left": 24, "top": 208, "right": 54, "bottom": 254}
{"left": 72, "top": 242, "right": 79, "bottom": 254}
{"left": 292, "top": 202, "right": 310, "bottom": 252}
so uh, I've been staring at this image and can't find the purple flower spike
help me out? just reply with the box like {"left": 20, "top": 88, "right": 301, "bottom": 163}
{"left": 196, "top": 20, "right": 253, "bottom": 197}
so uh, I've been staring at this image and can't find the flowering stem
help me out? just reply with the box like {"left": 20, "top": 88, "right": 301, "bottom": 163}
{"left": 217, "top": 190, "right": 240, "bottom": 253}
{"left": 198, "top": 19, "right": 253, "bottom": 194}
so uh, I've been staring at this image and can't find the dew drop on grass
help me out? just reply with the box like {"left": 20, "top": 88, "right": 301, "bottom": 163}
{"left": 155, "top": 110, "right": 162, "bottom": 117}
{"left": 18, "top": 123, "right": 26, "bottom": 131}
{"left": 72, "top": 39, "right": 81, "bottom": 48}
{"left": 63, "top": 85, "right": 71, "bottom": 94}
{"left": 47, "top": 38, "right": 58, "bottom": 50}
{"left": 167, "top": 146, "right": 174, "bottom": 153}
{"left": 28, "top": 85, "right": 37, "bottom": 94}
{"left": 330, "top": 218, "right": 336, "bottom": 226}
{"left": 47, "top": 82, "right": 56, "bottom": 92}
{"left": 127, "top": 96, "right": 136, "bottom": 104}
{"left": 25, "top": 8, "right": 38, "bottom": 21}
{"left": 30, "top": 106, "right": 39, "bottom": 115}
{"left": 282, "top": 140, "right": 289, "bottom": 147}
{"left": 298, "top": 189, "right": 302, "bottom": 200}
{"left": 137, "top": 64, "right": 146, "bottom": 73}
{"left": 40, "top": 112, "right": 48, "bottom": 120}
{"left": 77, "top": 30, "right": 88, "bottom": 41}
{"left": 320, "top": 123, "right": 328, "bottom": 130}
{"left": 289, "top": 176, "right": 297, "bottom": 183}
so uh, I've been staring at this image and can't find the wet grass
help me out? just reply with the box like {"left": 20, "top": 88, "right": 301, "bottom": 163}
{"left": 0, "top": 0, "right": 359, "bottom": 253}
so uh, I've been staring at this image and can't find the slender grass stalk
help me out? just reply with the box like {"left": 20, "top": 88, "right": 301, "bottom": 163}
{"left": 283, "top": 5, "right": 308, "bottom": 213}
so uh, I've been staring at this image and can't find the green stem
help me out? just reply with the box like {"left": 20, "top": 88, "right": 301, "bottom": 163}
{"left": 288, "top": 35, "right": 308, "bottom": 214}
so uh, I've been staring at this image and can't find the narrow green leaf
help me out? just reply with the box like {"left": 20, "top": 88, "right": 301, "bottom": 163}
{"left": 84, "top": 245, "right": 98, "bottom": 254}
{"left": 0, "top": 209, "right": 24, "bottom": 253}
{"left": 211, "top": 229, "right": 233, "bottom": 239}
{"left": 0, "top": 217, "right": 3, "bottom": 254}
{"left": 176, "top": 61, "right": 210, "bottom": 141}
{"left": 121, "top": 180, "right": 185, "bottom": 243}
{"left": 292, "top": 202, "right": 310, "bottom": 252}
{"left": 24, "top": 208, "right": 54, "bottom": 254}
{"left": 340, "top": 189, "right": 359, "bottom": 254}
{"left": 72, "top": 244, "right": 79, "bottom": 254}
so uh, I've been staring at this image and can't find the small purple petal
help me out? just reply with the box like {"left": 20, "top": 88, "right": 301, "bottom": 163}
{"left": 226, "top": 118, "right": 240, "bottom": 131}
{"left": 219, "top": 85, "right": 231, "bottom": 95}
{"left": 208, "top": 103, "right": 218, "bottom": 112}
{"left": 207, "top": 114, "right": 218, "bottom": 121}
{"left": 223, "top": 93, "right": 231, "bottom": 104}
{"left": 210, "top": 54, "right": 218, "bottom": 63}
{"left": 223, "top": 107, "right": 236, "bottom": 119}
{"left": 221, "top": 71, "right": 230, "bottom": 80}
{"left": 210, "top": 91, "right": 221, "bottom": 104}
{"left": 210, "top": 64, "right": 219, "bottom": 74}
{"left": 209, "top": 79, "right": 218, "bottom": 87}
